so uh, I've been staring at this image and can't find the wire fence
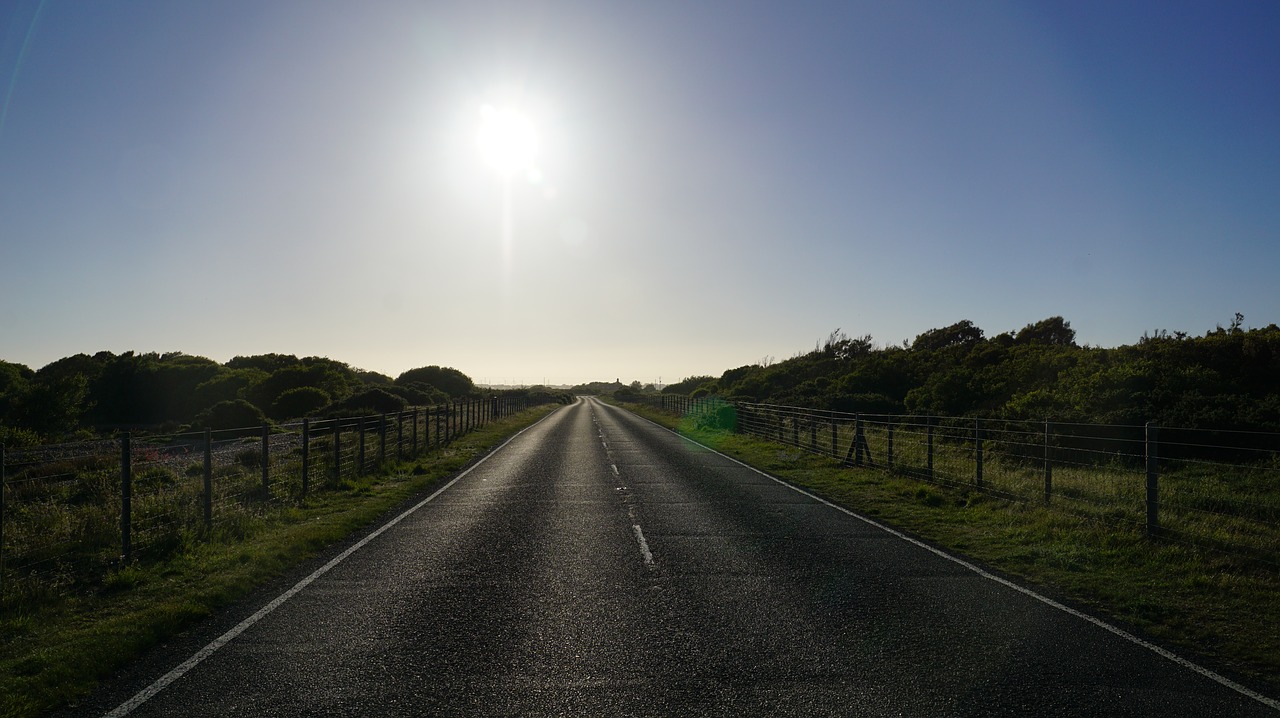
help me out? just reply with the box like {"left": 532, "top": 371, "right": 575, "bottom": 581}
{"left": 641, "top": 394, "right": 1280, "bottom": 568}
{"left": 0, "top": 395, "right": 551, "bottom": 608}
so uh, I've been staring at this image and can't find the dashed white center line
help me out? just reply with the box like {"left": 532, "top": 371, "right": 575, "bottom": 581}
{"left": 610, "top": 464, "right": 619, "bottom": 476}
{"left": 631, "top": 524, "right": 655, "bottom": 567}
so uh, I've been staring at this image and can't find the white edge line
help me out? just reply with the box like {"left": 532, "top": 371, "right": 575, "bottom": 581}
{"left": 632, "top": 524, "right": 655, "bottom": 566}
{"left": 626, "top": 408, "right": 1280, "bottom": 712}
{"left": 103, "top": 407, "right": 563, "bottom": 718}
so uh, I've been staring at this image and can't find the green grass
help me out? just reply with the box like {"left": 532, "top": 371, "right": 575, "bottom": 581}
{"left": 0, "top": 406, "right": 558, "bottom": 718}
{"left": 620, "top": 400, "right": 1280, "bottom": 698}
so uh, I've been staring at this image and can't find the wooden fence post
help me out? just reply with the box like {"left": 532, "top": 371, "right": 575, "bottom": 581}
{"left": 975, "top": 418, "right": 984, "bottom": 489}
{"left": 379, "top": 414, "right": 387, "bottom": 466}
{"left": 887, "top": 420, "right": 895, "bottom": 469}
{"left": 926, "top": 418, "right": 934, "bottom": 480}
{"left": 358, "top": 416, "right": 366, "bottom": 474}
{"left": 412, "top": 409, "right": 419, "bottom": 455}
{"left": 333, "top": 418, "right": 341, "bottom": 482}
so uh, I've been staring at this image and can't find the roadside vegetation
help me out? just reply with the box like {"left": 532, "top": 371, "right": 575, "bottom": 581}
{"left": 618, "top": 399, "right": 1280, "bottom": 700}
{"left": 0, "top": 350, "right": 566, "bottom": 446}
{"left": 0, "top": 405, "right": 560, "bottom": 718}
{"left": 648, "top": 314, "right": 1280, "bottom": 433}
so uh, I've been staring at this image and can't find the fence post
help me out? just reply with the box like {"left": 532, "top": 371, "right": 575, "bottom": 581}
{"left": 435, "top": 406, "right": 442, "bottom": 448}
{"left": 887, "top": 420, "right": 895, "bottom": 469}
{"left": 854, "top": 414, "right": 864, "bottom": 467}
{"left": 926, "top": 417, "right": 934, "bottom": 480}
{"left": 1146, "top": 422, "right": 1159, "bottom": 537}
{"left": 203, "top": 428, "right": 212, "bottom": 527}
{"left": 333, "top": 418, "right": 342, "bottom": 482}
{"left": 358, "top": 416, "right": 366, "bottom": 474}
{"left": 301, "top": 419, "right": 310, "bottom": 500}
{"left": 830, "top": 413, "right": 838, "bottom": 458}
{"left": 974, "top": 418, "right": 984, "bottom": 489}
{"left": 412, "top": 409, "right": 419, "bottom": 455}
{"left": 792, "top": 415, "right": 799, "bottom": 447}
{"left": 260, "top": 424, "right": 270, "bottom": 498}
{"left": 396, "top": 412, "right": 404, "bottom": 460}
{"left": 1044, "top": 420, "right": 1053, "bottom": 503}
{"left": 379, "top": 414, "right": 387, "bottom": 466}
{"left": 121, "top": 433, "right": 132, "bottom": 563}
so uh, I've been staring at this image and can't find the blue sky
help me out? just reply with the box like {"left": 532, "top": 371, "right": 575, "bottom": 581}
{"left": 1, "top": 0, "right": 1277, "bottom": 386}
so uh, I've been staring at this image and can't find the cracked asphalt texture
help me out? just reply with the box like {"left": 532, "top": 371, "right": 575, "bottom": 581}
{"left": 78, "top": 397, "right": 1276, "bottom": 716}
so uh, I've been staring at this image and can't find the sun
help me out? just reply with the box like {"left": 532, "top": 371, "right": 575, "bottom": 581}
{"left": 477, "top": 104, "right": 539, "bottom": 176}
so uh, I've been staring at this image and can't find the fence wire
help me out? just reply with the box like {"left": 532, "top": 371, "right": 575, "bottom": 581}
{"left": 1, "top": 396, "right": 548, "bottom": 607}
{"left": 640, "top": 395, "right": 1280, "bottom": 567}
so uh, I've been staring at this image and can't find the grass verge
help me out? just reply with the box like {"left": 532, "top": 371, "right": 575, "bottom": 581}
{"left": 0, "top": 406, "right": 559, "bottom": 718}
{"left": 620, "top": 400, "right": 1280, "bottom": 698}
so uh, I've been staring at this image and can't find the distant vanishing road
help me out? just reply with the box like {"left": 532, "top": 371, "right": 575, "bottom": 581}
{"left": 81, "top": 397, "right": 1276, "bottom": 717}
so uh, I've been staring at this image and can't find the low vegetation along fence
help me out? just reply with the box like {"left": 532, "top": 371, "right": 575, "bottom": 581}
{"left": 645, "top": 395, "right": 1280, "bottom": 567}
{"left": 0, "top": 396, "right": 548, "bottom": 607}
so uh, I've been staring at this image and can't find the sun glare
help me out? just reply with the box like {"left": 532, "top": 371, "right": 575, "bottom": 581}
{"left": 477, "top": 105, "right": 539, "bottom": 176}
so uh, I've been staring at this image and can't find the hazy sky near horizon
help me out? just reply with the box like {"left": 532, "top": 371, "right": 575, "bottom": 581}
{"left": 2, "top": 1, "right": 1277, "bottom": 385}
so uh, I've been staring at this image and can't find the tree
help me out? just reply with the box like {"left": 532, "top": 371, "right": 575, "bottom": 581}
{"left": 197, "top": 399, "right": 267, "bottom": 432}
{"left": 0, "top": 360, "right": 33, "bottom": 425}
{"left": 270, "top": 387, "right": 331, "bottom": 420}
{"left": 1014, "top": 316, "right": 1077, "bottom": 347}
{"left": 395, "top": 366, "right": 476, "bottom": 397}
{"left": 326, "top": 388, "right": 408, "bottom": 415}
{"left": 911, "top": 320, "right": 984, "bottom": 352}
{"left": 15, "top": 373, "right": 89, "bottom": 435}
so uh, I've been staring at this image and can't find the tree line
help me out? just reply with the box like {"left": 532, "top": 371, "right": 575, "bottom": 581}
{"left": 660, "top": 316, "right": 1280, "bottom": 431}
{"left": 0, "top": 352, "right": 538, "bottom": 445}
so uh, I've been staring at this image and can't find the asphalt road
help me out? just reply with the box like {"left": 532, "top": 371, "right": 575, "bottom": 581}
{"left": 81, "top": 397, "right": 1276, "bottom": 717}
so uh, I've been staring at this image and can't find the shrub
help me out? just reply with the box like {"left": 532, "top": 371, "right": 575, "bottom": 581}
{"left": 325, "top": 388, "right": 407, "bottom": 417}
{"left": 270, "top": 387, "right": 331, "bottom": 420}
{"left": 196, "top": 400, "right": 267, "bottom": 432}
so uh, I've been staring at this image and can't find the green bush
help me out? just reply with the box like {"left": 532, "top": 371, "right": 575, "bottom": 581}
{"left": 196, "top": 400, "right": 267, "bottom": 432}
{"left": 270, "top": 387, "right": 331, "bottom": 420}
{"left": 325, "top": 388, "right": 407, "bottom": 417}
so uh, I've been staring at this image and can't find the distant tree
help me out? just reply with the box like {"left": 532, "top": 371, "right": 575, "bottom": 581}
{"left": 245, "top": 362, "right": 357, "bottom": 412}
{"left": 195, "top": 399, "right": 267, "bottom": 432}
{"left": 326, "top": 388, "right": 408, "bottom": 416}
{"left": 355, "top": 369, "right": 394, "bottom": 385}
{"left": 0, "top": 360, "right": 34, "bottom": 424}
{"left": 395, "top": 366, "right": 476, "bottom": 397}
{"left": 911, "top": 320, "right": 984, "bottom": 352}
{"left": 661, "top": 376, "right": 716, "bottom": 395}
{"left": 382, "top": 383, "right": 449, "bottom": 406}
{"left": 15, "top": 373, "right": 89, "bottom": 436}
{"left": 193, "top": 369, "right": 265, "bottom": 410}
{"left": 227, "top": 353, "right": 299, "bottom": 373}
{"left": 270, "top": 387, "right": 331, "bottom": 420}
{"left": 1014, "top": 316, "right": 1076, "bottom": 347}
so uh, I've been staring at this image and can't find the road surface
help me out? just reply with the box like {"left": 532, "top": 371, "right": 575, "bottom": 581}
{"left": 81, "top": 397, "right": 1276, "bottom": 716}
